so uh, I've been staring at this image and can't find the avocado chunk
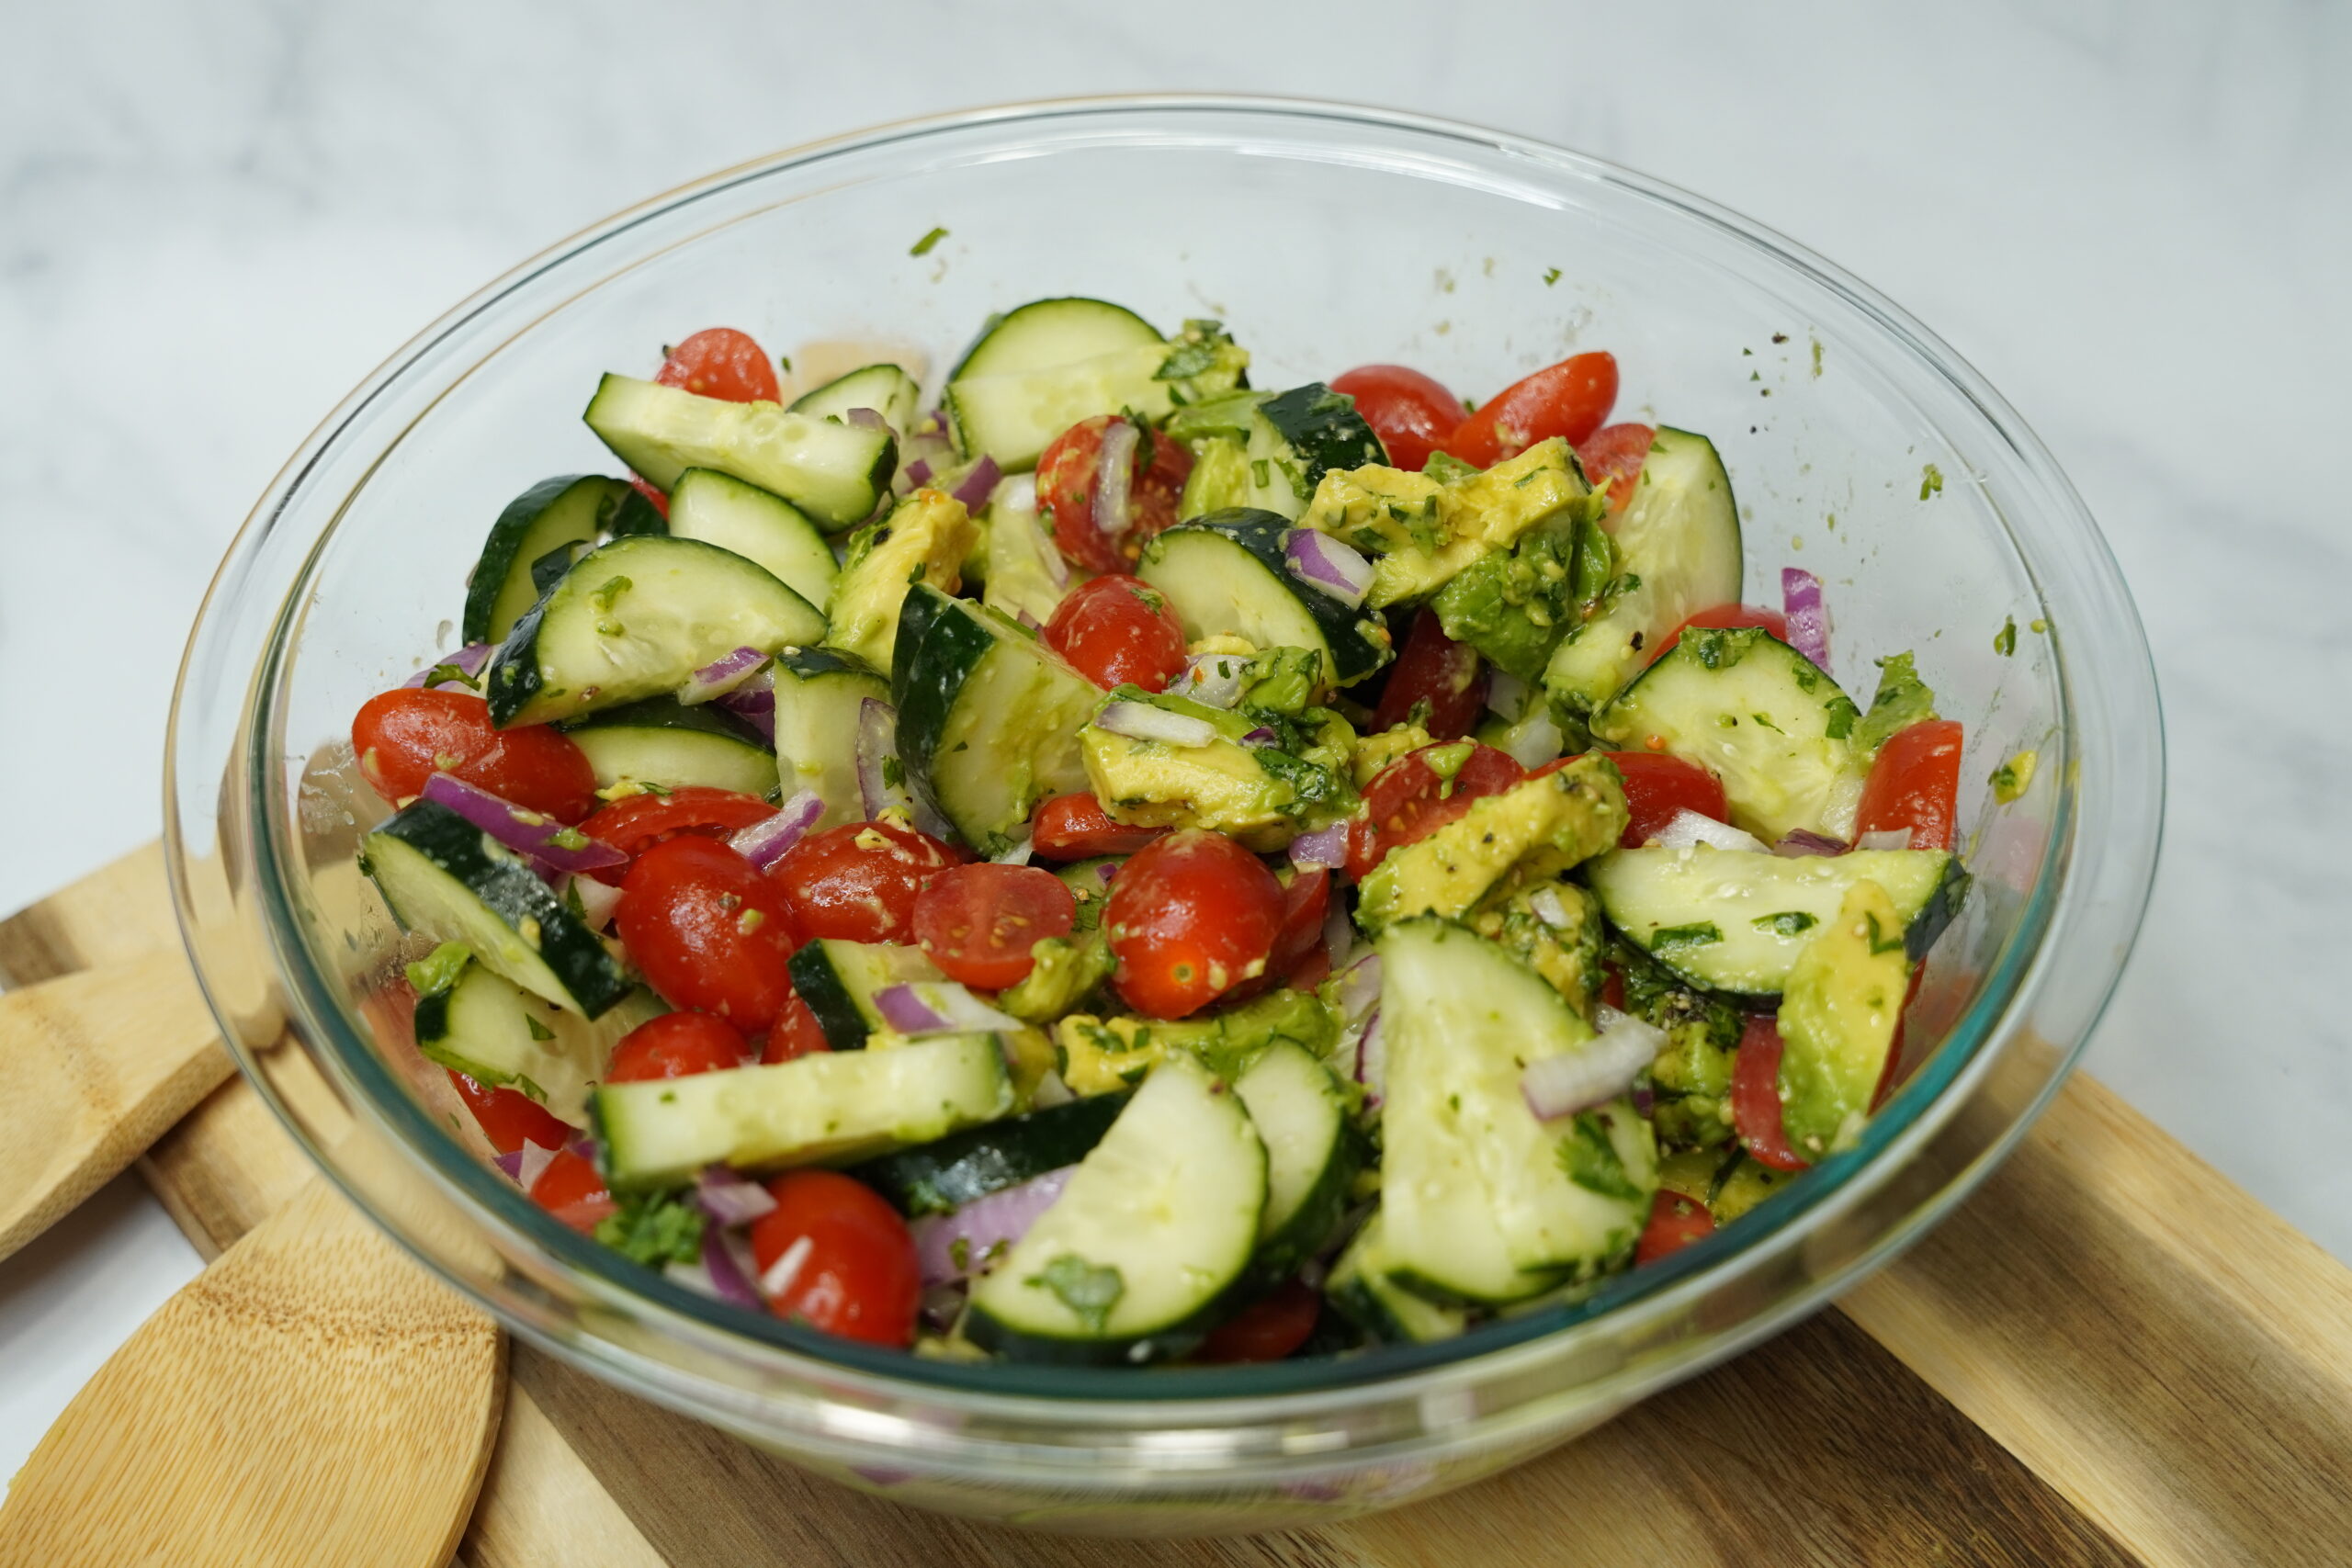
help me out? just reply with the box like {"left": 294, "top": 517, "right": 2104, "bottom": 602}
{"left": 1349, "top": 721, "right": 1433, "bottom": 785}
{"left": 824, "top": 489, "right": 979, "bottom": 674}
{"left": 1178, "top": 434, "right": 1254, "bottom": 517}
{"left": 998, "top": 931, "right": 1115, "bottom": 1025}
{"left": 1464, "top": 879, "right": 1606, "bottom": 1018}
{"left": 1053, "top": 987, "right": 1340, "bottom": 1097}
{"left": 1710, "top": 1151, "right": 1796, "bottom": 1224}
{"left": 1615, "top": 941, "right": 1744, "bottom": 1151}
{"left": 1357, "top": 754, "right": 1628, "bottom": 930}
{"left": 1302, "top": 439, "right": 1593, "bottom": 609}
{"left": 1775, "top": 879, "right": 1913, "bottom": 1160}
{"left": 1431, "top": 504, "right": 1613, "bottom": 682}
{"left": 1080, "top": 686, "right": 1355, "bottom": 850}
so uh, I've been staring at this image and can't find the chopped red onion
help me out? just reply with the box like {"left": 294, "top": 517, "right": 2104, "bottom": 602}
{"left": 1092, "top": 418, "right": 1138, "bottom": 536}
{"left": 728, "top": 789, "right": 824, "bottom": 872}
{"left": 904, "top": 457, "right": 933, "bottom": 487}
{"left": 1167, "top": 650, "right": 1248, "bottom": 708}
{"left": 951, "top": 454, "right": 1001, "bottom": 513}
{"left": 716, "top": 680, "right": 776, "bottom": 743}
{"left": 1015, "top": 608, "right": 1043, "bottom": 633}
{"left": 994, "top": 473, "right": 1066, "bottom": 587}
{"left": 695, "top": 1165, "right": 778, "bottom": 1228}
{"left": 1529, "top": 886, "right": 1577, "bottom": 930}
{"left": 560, "top": 874, "right": 623, "bottom": 931}
{"left": 1290, "top": 825, "right": 1347, "bottom": 872}
{"left": 421, "top": 773, "right": 628, "bottom": 875}
{"left": 1521, "top": 1010, "right": 1668, "bottom": 1121}
{"left": 844, "top": 406, "right": 893, "bottom": 437}
{"left": 1322, "top": 899, "right": 1356, "bottom": 971}
{"left": 1485, "top": 669, "right": 1530, "bottom": 718}
{"left": 759, "top": 1234, "right": 814, "bottom": 1299}
{"left": 1497, "top": 706, "right": 1566, "bottom": 770}
{"left": 1355, "top": 1009, "right": 1386, "bottom": 1111}
{"left": 492, "top": 1148, "right": 525, "bottom": 1181}
{"left": 873, "top": 982, "right": 1023, "bottom": 1038}
{"left": 1652, "top": 808, "right": 1770, "bottom": 854}
{"left": 1335, "top": 953, "right": 1382, "bottom": 1024}
{"left": 1239, "top": 726, "right": 1278, "bottom": 748}
{"left": 513, "top": 1138, "right": 559, "bottom": 1194}
{"left": 1094, "top": 700, "right": 1218, "bottom": 749}
{"left": 1855, "top": 828, "right": 1914, "bottom": 852}
{"left": 856, "top": 698, "right": 913, "bottom": 820}
{"left": 1096, "top": 860, "right": 1120, "bottom": 885}
{"left": 1282, "top": 529, "right": 1374, "bottom": 608}
{"left": 910, "top": 1167, "right": 1075, "bottom": 1285}
{"left": 990, "top": 833, "right": 1035, "bottom": 866}
{"left": 680, "top": 646, "right": 770, "bottom": 705}
{"left": 702, "top": 1225, "right": 766, "bottom": 1311}
{"left": 1782, "top": 567, "right": 1831, "bottom": 668}
{"left": 403, "top": 642, "right": 493, "bottom": 690}
{"left": 1775, "top": 829, "right": 1851, "bottom": 858}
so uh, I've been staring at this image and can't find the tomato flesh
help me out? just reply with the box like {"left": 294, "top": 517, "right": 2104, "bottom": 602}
{"left": 529, "top": 1148, "right": 615, "bottom": 1233}
{"left": 1105, "top": 829, "right": 1283, "bottom": 1019}
{"left": 1648, "top": 603, "right": 1790, "bottom": 666}
{"left": 1372, "top": 609, "right": 1486, "bottom": 739}
{"left": 1600, "top": 751, "right": 1728, "bottom": 848}
{"left": 579, "top": 787, "right": 778, "bottom": 882}
{"left": 654, "top": 327, "right": 781, "bottom": 404}
{"left": 912, "top": 863, "right": 1078, "bottom": 989}
{"left": 1856, "top": 718, "right": 1963, "bottom": 852}
{"left": 628, "top": 476, "right": 671, "bottom": 519}
{"left": 616, "top": 837, "right": 801, "bottom": 1030}
{"left": 1577, "top": 422, "right": 1655, "bottom": 514}
{"left": 605, "top": 1012, "right": 752, "bottom": 1083}
{"left": 1227, "top": 868, "right": 1331, "bottom": 1003}
{"left": 447, "top": 1069, "right": 571, "bottom": 1156}
{"left": 1634, "top": 1190, "right": 1717, "bottom": 1267}
{"left": 750, "top": 1169, "right": 922, "bottom": 1348}
{"left": 1730, "top": 1013, "right": 1809, "bottom": 1171}
{"left": 1344, "top": 742, "right": 1525, "bottom": 882}
{"left": 1329, "top": 364, "right": 1462, "bottom": 473}
{"left": 767, "top": 821, "right": 962, "bottom": 945}
{"left": 1035, "top": 414, "right": 1193, "bottom": 576}
{"left": 352, "top": 688, "right": 599, "bottom": 823}
{"left": 1029, "top": 793, "right": 1169, "bottom": 860}
{"left": 1043, "top": 574, "right": 1189, "bottom": 692}
{"left": 1194, "top": 1280, "right": 1322, "bottom": 1363}
{"left": 763, "top": 992, "right": 833, "bottom": 1065}
{"left": 1446, "top": 351, "right": 1618, "bottom": 467}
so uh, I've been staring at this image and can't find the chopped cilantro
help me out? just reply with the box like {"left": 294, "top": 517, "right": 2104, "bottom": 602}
{"left": 1919, "top": 463, "right": 1944, "bottom": 500}
{"left": 1994, "top": 616, "right": 2018, "bottom": 658}
{"left": 1557, "top": 1112, "right": 1643, "bottom": 1201}
{"left": 1754, "top": 911, "right": 1817, "bottom": 937}
{"left": 1990, "top": 749, "right": 2038, "bottom": 804}
{"left": 910, "top": 226, "right": 948, "bottom": 257}
{"left": 1543, "top": 266, "right": 1562, "bottom": 286}
{"left": 1650, "top": 922, "right": 1723, "bottom": 952}
{"left": 403, "top": 942, "right": 470, "bottom": 998}
{"left": 1029, "top": 1254, "right": 1125, "bottom": 1332}
{"left": 526, "top": 1014, "right": 555, "bottom": 1042}
{"left": 1853, "top": 650, "right": 1940, "bottom": 756}
{"left": 594, "top": 1188, "right": 706, "bottom": 1267}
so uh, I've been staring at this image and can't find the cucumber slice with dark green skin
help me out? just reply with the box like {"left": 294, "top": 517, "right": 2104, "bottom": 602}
{"left": 582, "top": 373, "right": 895, "bottom": 527}
{"left": 890, "top": 584, "right": 1098, "bottom": 854}
{"left": 485, "top": 534, "right": 824, "bottom": 728}
{"left": 1252, "top": 382, "right": 1386, "bottom": 497}
{"left": 789, "top": 363, "right": 922, "bottom": 432}
{"left": 849, "top": 1092, "right": 1132, "bottom": 1216}
{"left": 1585, "top": 846, "right": 1966, "bottom": 1000}
{"left": 664, "top": 468, "right": 838, "bottom": 610}
{"left": 1325, "top": 1213, "right": 1467, "bottom": 1346}
{"left": 1136, "top": 510, "right": 1394, "bottom": 687}
{"left": 1231, "top": 1040, "right": 1358, "bottom": 1290}
{"left": 558, "top": 696, "right": 777, "bottom": 796}
{"left": 1050, "top": 856, "right": 1124, "bottom": 932}
{"left": 360, "top": 799, "right": 634, "bottom": 1018}
{"left": 769, "top": 646, "right": 889, "bottom": 829}
{"left": 786, "top": 938, "right": 946, "bottom": 1051}
{"left": 945, "top": 298, "right": 1161, "bottom": 382}
{"left": 461, "top": 475, "right": 662, "bottom": 647}
{"left": 965, "top": 1053, "right": 1266, "bottom": 1364}
{"left": 594, "top": 1033, "right": 1014, "bottom": 1190}
{"left": 413, "top": 962, "right": 664, "bottom": 1125}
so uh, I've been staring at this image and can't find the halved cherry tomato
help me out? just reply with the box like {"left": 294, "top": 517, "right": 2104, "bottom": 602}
{"left": 1028, "top": 793, "right": 1170, "bottom": 861}
{"left": 1371, "top": 609, "right": 1486, "bottom": 739}
{"left": 1730, "top": 1013, "right": 1808, "bottom": 1171}
{"left": 1227, "top": 867, "right": 1331, "bottom": 1003}
{"left": 767, "top": 821, "right": 963, "bottom": 945}
{"left": 628, "top": 476, "right": 671, "bottom": 519}
{"left": 447, "top": 1069, "right": 571, "bottom": 1156}
{"left": 1577, "top": 422, "right": 1655, "bottom": 514}
{"left": 750, "top": 1169, "right": 921, "bottom": 1348}
{"left": 529, "top": 1148, "right": 616, "bottom": 1233}
{"left": 1043, "top": 574, "right": 1189, "bottom": 692}
{"left": 1874, "top": 968, "right": 1928, "bottom": 1110}
{"left": 616, "top": 837, "right": 801, "bottom": 1029}
{"left": 1035, "top": 414, "right": 1193, "bottom": 576}
{"left": 1330, "top": 364, "right": 1463, "bottom": 473}
{"left": 1646, "top": 603, "right": 1791, "bottom": 666}
{"left": 352, "top": 689, "right": 599, "bottom": 823}
{"left": 579, "top": 786, "right": 778, "bottom": 882}
{"left": 1855, "top": 718, "right": 1963, "bottom": 852}
{"left": 1634, "top": 1190, "right": 1717, "bottom": 1267}
{"left": 1105, "top": 829, "right": 1284, "bottom": 1019}
{"left": 1599, "top": 751, "right": 1728, "bottom": 848}
{"left": 1195, "top": 1279, "right": 1323, "bottom": 1363}
{"left": 912, "top": 863, "right": 1078, "bottom": 989}
{"left": 654, "top": 327, "right": 780, "bottom": 404}
{"left": 763, "top": 992, "right": 832, "bottom": 1065}
{"left": 605, "top": 1011, "right": 752, "bottom": 1083}
{"left": 1343, "top": 742, "right": 1525, "bottom": 882}
{"left": 1446, "top": 351, "right": 1618, "bottom": 468}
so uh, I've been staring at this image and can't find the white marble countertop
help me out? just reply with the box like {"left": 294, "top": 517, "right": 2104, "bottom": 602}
{"left": 4, "top": 0, "right": 2347, "bottom": 1496}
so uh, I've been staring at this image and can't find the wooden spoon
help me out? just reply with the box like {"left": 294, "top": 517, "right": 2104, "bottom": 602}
{"left": 0, "top": 946, "right": 232, "bottom": 1261}
{"left": 0, "top": 1174, "right": 504, "bottom": 1567}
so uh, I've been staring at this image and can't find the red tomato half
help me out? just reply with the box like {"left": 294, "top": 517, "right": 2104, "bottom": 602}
{"left": 616, "top": 837, "right": 801, "bottom": 1029}
{"left": 750, "top": 1169, "right": 922, "bottom": 1348}
{"left": 1035, "top": 414, "right": 1193, "bottom": 576}
{"left": 768, "top": 821, "right": 962, "bottom": 945}
{"left": 1634, "top": 1190, "right": 1718, "bottom": 1267}
{"left": 1105, "top": 829, "right": 1284, "bottom": 1019}
{"left": 628, "top": 477, "right": 671, "bottom": 519}
{"left": 529, "top": 1148, "right": 616, "bottom": 1233}
{"left": 654, "top": 327, "right": 781, "bottom": 403}
{"left": 1227, "top": 867, "right": 1332, "bottom": 1004}
{"left": 1856, "top": 718, "right": 1964, "bottom": 852}
{"left": 1372, "top": 609, "right": 1486, "bottom": 740}
{"left": 447, "top": 1069, "right": 571, "bottom": 1156}
{"left": 1447, "top": 351, "right": 1618, "bottom": 468}
{"left": 1194, "top": 1280, "right": 1323, "bottom": 1363}
{"left": 1029, "top": 793, "right": 1169, "bottom": 860}
{"left": 1329, "top": 364, "right": 1463, "bottom": 473}
{"left": 1730, "top": 1013, "right": 1809, "bottom": 1171}
{"left": 579, "top": 786, "right": 778, "bottom": 882}
{"left": 1646, "top": 603, "right": 1792, "bottom": 667}
{"left": 763, "top": 993, "right": 833, "bottom": 1065}
{"left": 1600, "top": 751, "right": 1729, "bottom": 848}
{"left": 1577, "top": 422, "right": 1655, "bottom": 514}
{"left": 352, "top": 689, "right": 599, "bottom": 823}
{"left": 605, "top": 1012, "right": 752, "bottom": 1083}
{"left": 1043, "top": 574, "right": 1189, "bottom": 692}
{"left": 1343, "top": 743, "right": 1525, "bottom": 882}
{"left": 912, "top": 863, "right": 1078, "bottom": 989}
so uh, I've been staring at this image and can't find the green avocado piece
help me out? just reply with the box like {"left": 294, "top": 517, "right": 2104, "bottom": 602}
{"left": 999, "top": 931, "right": 1115, "bottom": 1025}
{"left": 1614, "top": 941, "right": 1743, "bottom": 1151}
{"left": 1177, "top": 434, "right": 1255, "bottom": 518}
{"left": 824, "top": 490, "right": 978, "bottom": 675}
{"left": 1430, "top": 504, "right": 1611, "bottom": 682}
{"left": 1775, "top": 879, "right": 1912, "bottom": 1161}
{"left": 1053, "top": 987, "right": 1339, "bottom": 1097}
{"left": 1356, "top": 754, "right": 1628, "bottom": 931}
{"left": 1466, "top": 878, "right": 1606, "bottom": 1017}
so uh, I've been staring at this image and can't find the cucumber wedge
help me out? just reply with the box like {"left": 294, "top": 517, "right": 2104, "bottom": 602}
{"left": 1325, "top": 1213, "right": 1467, "bottom": 1346}
{"left": 1231, "top": 383, "right": 1388, "bottom": 519}
{"left": 413, "top": 961, "right": 664, "bottom": 1126}
{"left": 461, "top": 475, "right": 662, "bottom": 648}
{"left": 558, "top": 696, "right": 777, "bottom": 796}
{"left": 664, "top": 468, "right": 838, "bottom": 610}
{"left": 944, "top": 314, "right": 1247, "bottom": 470}
{"left": 768, "top": 647, "right": 889, "bottom": 829}
{"left": 947, "top": 298, "right": 1162, "bottom": 382}
{"left": 1136, "top": 510, "right": 1393, "bottom": 687}
{"left": 849, "top": 1092, "right": 1131, "bottom": 1217}
{"left": 786, "top": 939, "right": 946, "bottom": 1051}
{"left": 582, "top": 373, "right": 895, "bottom": 527}
{"left": 1232, "top": 1040, "right": 1358, "bottom": 1289}
{"left": 789, "top": 362, "right": 922, "bottom": 433}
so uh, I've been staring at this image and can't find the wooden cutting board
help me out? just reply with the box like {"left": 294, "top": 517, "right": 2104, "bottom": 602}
{"left": 9, "top": 844, "right": 2352, "bottom": 1568}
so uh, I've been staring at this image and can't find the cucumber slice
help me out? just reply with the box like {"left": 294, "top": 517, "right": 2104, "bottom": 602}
{"left": 1544, "top": 427, "right": 1743, "bottom": 719}
{"left": 1136, "top": 510, "right": 1393, "bottom": 687}
{"left": 413, "top": 962, "right": 664, "bottom": 1126}
{"left": 789, "top": 362, "right": 922, "bottom": 433}
{"left": 1590, "top": 625, "right": 1862, "bottom": 842}
{"left": 849, "top": 1092, "right": 1131, "bottom": 1216}
{"left": 559, "top": 696, "right": 777, "bottom": 796}
{"left": 891, "top": 584, "right": 1099, "bottom": 854}
{"left": 1586, "top": 845, "right": 1966, "bottom": 1000}
{"left": 1377, "top": 918, "right": 1655, "bottom": 1304}
{"left": 461, "top": 475, "right": 661, "bottom": 648}
{"left": 1232, "top": 383, "right": 1388, "bottom": 519}
{"left": 768, "top": 647, "right": 889, "bottom": 830}
{"left": 594, "top": 1032, "right": 1013, "bottom": 1190}
{"left": 485, "top": 534, "right": 824, "bottom": 728}
{"left": 946, "top": 298, "right": 1161, "bottom": 382}
{"left": 582, "top": 373, "right": 895, "bottom": 527}
{"left": 965, "top": 1053, "right": 1266, "bottom": 1364}
{"left": 786, "top": 938, "right": 946, "bottom": 1050}
{"left": 1325, "top": 1213, "right": 1467, "bottom": 1346}
{"left": 360, "top": 800, "right": 633, "bottom": 1018}
{"left": 1231, "top": 1040, "right": 1357, "bottom": 1288}
{"left": 944, "top": 314, "right": 1248, "bottom": 471}
{"left": 664, "top": 468, "right": 838, "bottom": 610}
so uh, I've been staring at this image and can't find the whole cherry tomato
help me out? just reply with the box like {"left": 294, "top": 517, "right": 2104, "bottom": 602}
{"left": 767, "top": 821, "right": 963, "bottom": 945}
{"left": 1634, "top": 1190, "right": 1718, "bottom": 1267}
{"left": 1035, "top": 414, "right": 1193, "bottom": 576}
{"left": 1577, "top": 422, "right": 1656, "bottom": 513}
{"left": 616, "top": 837, "right": 801, "bottom": 1030}
{"left": 1371, "top": 609, "right": 1486, "bottom": 740}
{"left": 1104, "top": 829, "right": 1284, "bottom": 1019}
{"left": 1329, "top": 364, "right": 1463, "bottom": 473}
{"left": 1028, "top": 793, "right": 1170, "bottom": 860}
{"left": 578, "top": 786, "right": 778, "bottom": 883}
{"left": 1730, "top": 1013, "right": 1809, "bottom": 1171}
{"left": 912, "top": 863, "right": 1078, "bottom": 990}
{"left": 762, "top": 992, "right": 833, "bottom": 1065}
{"left": 1194, "top": 1280, "right": 1323, "bottom": 1363}
{"left": 750, "top": 1169, "right": 922, "bottom": 1348}
{"left": 352, "top": 689, "right": 598, "bottom": 822}
{"left": 1446, "top": 351, "right": 1618, "bottom": 468}
{"left": 1855, "top": 718, "right": 1964, "bottom": 852}
{"left": 1646, "top": 604, "right": 1791, "bottom": 667}
{"left": 447, "top": 1069, "right": 571, "bottom": 1156}
{"left": 1342, "top": 742, "right": 1525, "bottom": 882}
{"left": 604, "top": 1012, "right": 752, "bottom": 1083}
{"left": 1596, "top": 751, "right": 1729, "bottom": 848}
{"left": 654, "top": 327, "right": 781, "bottom": 403}
{"left": 1043, "top": 574, "right": 1189, "bottom": 692}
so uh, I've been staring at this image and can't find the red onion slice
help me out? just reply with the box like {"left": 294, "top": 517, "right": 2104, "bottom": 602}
{"left": 1322, "top": 899, "right": 1356, "bottom": 971}
{"left": 1168, "top": 651, "right": 1247, "bottom": 709}
{"left": 1774, "top": 828, "right": 1850, "bottom": 858}
{"left": 1855, "top": 828, "right": 1914, "bottom": 852}
{"left": 904, "top": 457, "right": 933, "bottom": 487}
{"left": 695, "top": 1165, "right": 778, "bottom": 1228}
{"left": 951, "top": 454, "right": 1002, "bottom": 513}
{"left": 404, "top": 642, "right": 493, "bottom": 690}
{"left": 856, "top": 697, "right": 913, "bottom": 820}
{"left": 844, "top": 406, "right": 894, "bottom": 439}
{"left": 421, "top": 773, "right": 627, "bottom": 875}
{"left": 680, "top": 646, "right": 770, "bottom": 705}
{"left": 910, "top": 1167, "right": 1076, "bottom": 1285}
{"left": 1334, "top": 952, "right": 1382, "bottom": 1024}
{"left": 1651, "top": 807, "right": 1770, "bottom": 854}
{"left": 512, "top": 1138, "right": 560, "bottom": 1193}
{"left": 1781, "top": 567, "right": 1831, "bottom": 669}
{"left": 1289, "top": 824, "right": 1347, "bottom": 872}
{"left": 729, "top": 789, "right": 824, "bottom": 872}
{"left": 1091, "top": 418, "right": 1138, "bottom": 537}
{"left": 1355, "top": 1009, "right": 1387, "bottom": 1111}
{"left": 701, "top": 1224, "right": 767, "bottom": 1311}
{"left": 1521, "top": 1009, "right": 1668, "bottom": 1121}
{"left": 1496, "top": 706, "right": 1566, "bottom": 770}
{"left": 1282, "top": 529, "right": 1374, "bottom": 608}
{"left": 559, "top": 874, "right": 624, "bottom": 932}
{"left": 989, "top": 834, "right": 1035, "bottom": 866}
{"left": 1529, "top": 886, "right": 1577, "bottom": 930}
{"left": 1093, "top": 700, "right": 1218, "bottom": 749}
{"left": 1485, "top": 669, "right": 1529, "bottom": 718}
{"left": 873, "top": 982, "right": 1023, "bottom": 1038}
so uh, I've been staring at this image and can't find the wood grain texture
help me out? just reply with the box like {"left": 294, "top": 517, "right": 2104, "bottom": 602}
{"left": 0, "top": 840, "right": 176, "bottom": 986}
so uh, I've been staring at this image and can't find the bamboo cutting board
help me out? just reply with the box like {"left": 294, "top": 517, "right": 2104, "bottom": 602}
{"left": 8, "top": 845, "right": 2352, "bottom": 1568}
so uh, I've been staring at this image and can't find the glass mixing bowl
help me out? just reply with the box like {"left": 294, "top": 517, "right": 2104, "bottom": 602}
{"left": 165, "top": 96, "right": 2162, "bottom": 1534}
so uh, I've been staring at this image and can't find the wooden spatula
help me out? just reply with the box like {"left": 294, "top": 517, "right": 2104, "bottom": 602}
{"left": 0, "top": 1173, "right": 504, "bottom": 1567}
{"left": 0, "top": 946, "right": 232, "bottom": 1261}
